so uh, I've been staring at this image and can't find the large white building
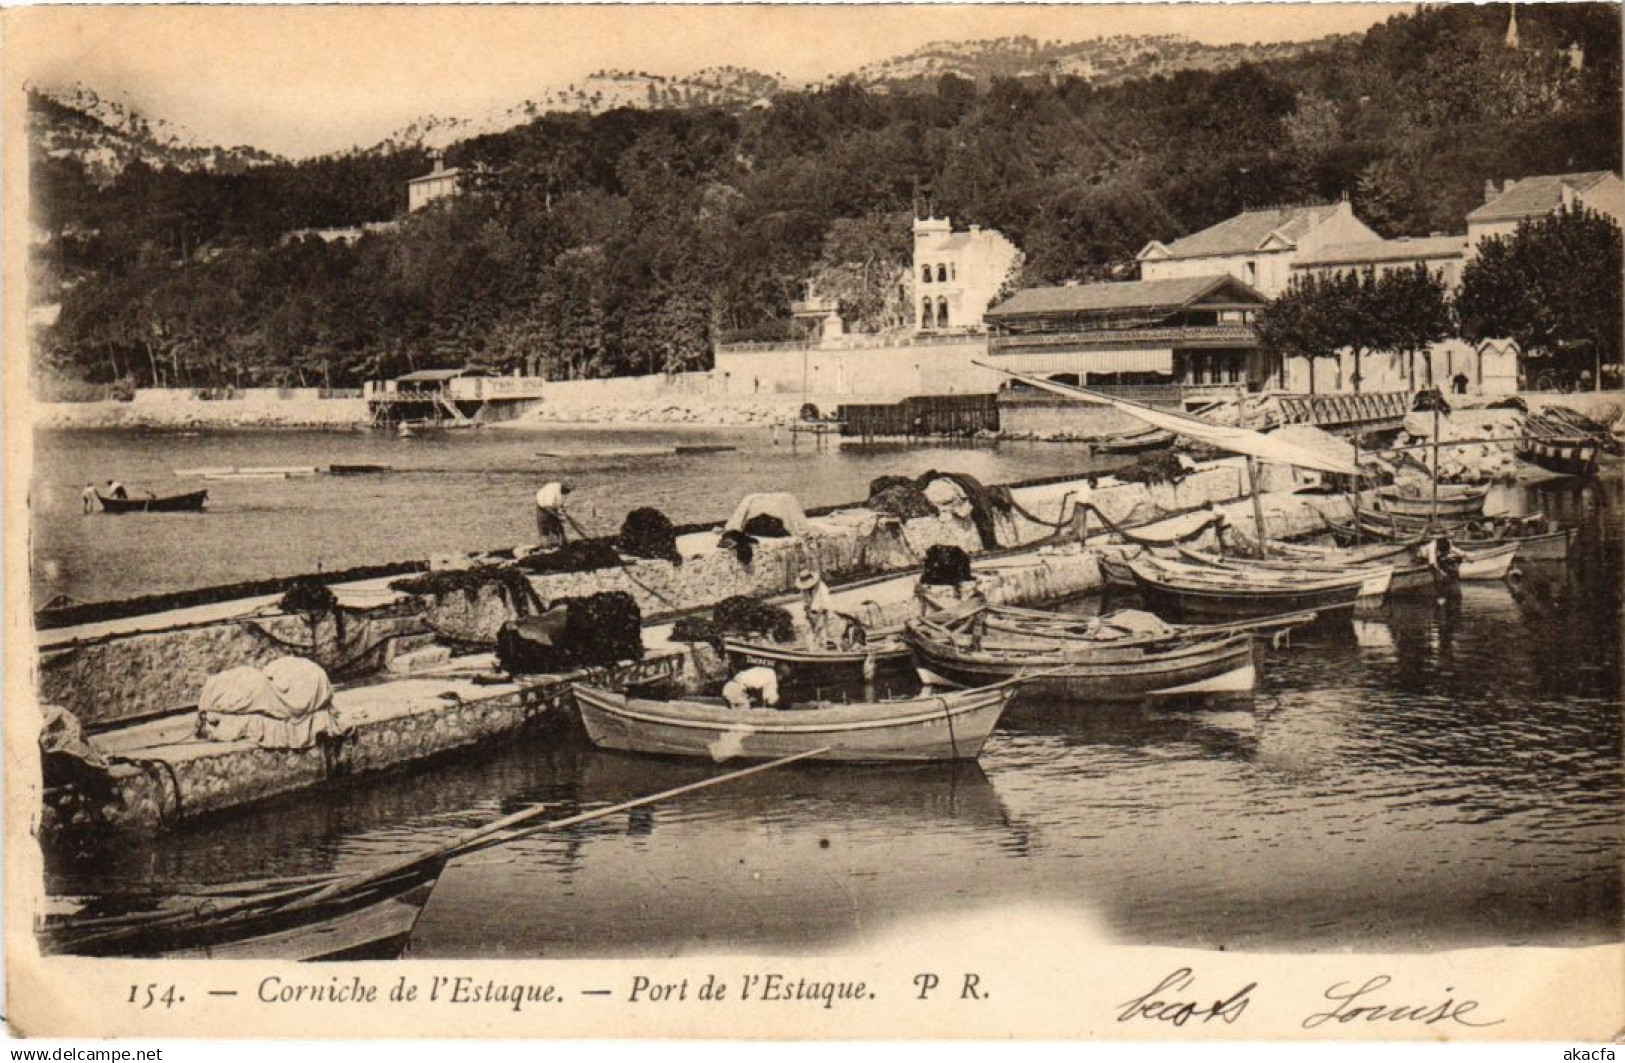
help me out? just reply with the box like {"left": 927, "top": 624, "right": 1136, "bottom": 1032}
{"left": 1466, "top": 170, "right": 1625, "bottom": 251}
{"left": 408, "top": 155, "right": 462, "bottom": 213}
{"left": 1135, "top": 200, "right": 1379, "bottom": 298}
{"left": 911, "top": 215, "right": 1022, "bottom": 333}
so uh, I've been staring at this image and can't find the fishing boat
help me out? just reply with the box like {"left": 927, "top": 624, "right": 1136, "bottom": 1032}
{"left": 43, "top": 749, "right": 824, "bottom": 958}
{"left": 1373, "top": 484, "right": 1490, "bottom": 520}
{"left": 1128, "top": 557, "right": 1366, "bottom": 622}
{"left": 721, "top": 635, "right": 913, "bottom": 688}
{"left": 1174, "top": 548, "right": 1393, "bottom": 601}
{"left": 572, "top": 682, "right": 1018, "bottom": 762}
{"left": 1331, "top": 512, "right": 1573, "bottom": 560}
{"left": 1517, "top": 436, "right": 1600, "bottom": 478}
{"left": 904, "top": 619, "right": 1256, "bottom": 700}
{"left": 980, "top": 604, "right": 1319, "bottom": 644}
{"left": 1093, "top": 427, "right": 1176, "bottom": 455}
{"left": 95, "top": 489, "right": 209, "bottom": 514}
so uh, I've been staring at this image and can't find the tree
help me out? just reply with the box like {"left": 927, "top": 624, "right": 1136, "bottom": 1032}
{"left": 1376, "top": 264, "right": 1451, "bottom": 388}
{"left": 1458, "top": 204, "right": 1623, "bottom": 390}
{"left": 807, "top": 212, "right": 911, "bottom": 333}
{"left": 1255, "top": 273, "right": 1342, "bottom": 395}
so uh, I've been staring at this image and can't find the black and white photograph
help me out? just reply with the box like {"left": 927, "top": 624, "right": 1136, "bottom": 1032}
{"left": 5, "top": 1, "right": 1623, "bottom": 1041}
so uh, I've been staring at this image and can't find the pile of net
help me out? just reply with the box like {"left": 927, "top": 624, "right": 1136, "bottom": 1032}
{"left": 920, "top": 544, "right": 974, "bottom": 586}
{"left": 618, "top": 507, "right": 682, "bottom": 565}
{"left": 515, "top": 539, "right": 622, "bottom": 575}
{"left": 741, "top": 513, "right": 790, "bottom": 538}
{"left": 919, "top": 470, "right": 1013, "bottom": 549}
{"left": 496, "top": 591, "right": 643, "bottom": 675}
{"left": 669, "top": 595, "right": 797, "bottom": 647}
{"left": 390, "top": 564, "right": 541, "bottom": 615}
{"left": 278, "top": 578, "right": 337, "bottom": 617}
{"left": 866, "top": 475, "right": 937, "bottom": 520}
{"left": 1109, "top": 451, "right": 1189, "bottom": 487}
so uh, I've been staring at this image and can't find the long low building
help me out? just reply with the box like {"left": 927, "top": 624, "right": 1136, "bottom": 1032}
{"left": 983, "top": 273, "right": 1277, "bottom": 404}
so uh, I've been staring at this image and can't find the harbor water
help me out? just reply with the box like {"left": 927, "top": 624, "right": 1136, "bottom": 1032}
{"left": 35, "top": 426, "right": 1624, "bottom": 954}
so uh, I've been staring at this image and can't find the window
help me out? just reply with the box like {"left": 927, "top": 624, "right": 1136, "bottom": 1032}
{"left": 921, "top": 299, "right": 935, "bottom": 329}
{"left": 1244, "top": 261, "right": 1258, "bottom": 286}
{"left": 921, "top": 265, "right": 932, "bottom": 283}
{"left": 937, "top": 264, "right": 948, "bottom": 283}
{"left": 937, "top": 297, "right": 950, "bottom": 327}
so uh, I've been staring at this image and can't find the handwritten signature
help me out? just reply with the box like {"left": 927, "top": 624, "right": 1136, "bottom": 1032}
{"left": 1117, "top": 969, "right": 1503, "bottom": 1030}
{"left": 1301, "top": 975, "right": 1502, "bottom": 1029}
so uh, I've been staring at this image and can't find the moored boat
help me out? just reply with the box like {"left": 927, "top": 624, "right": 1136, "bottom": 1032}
{"left": 1270, "top": 538, "right": 1519, "bottom": 591}
{"left": 1129, "top": 557, "right": 1366, "bottom": 622}
{"left": 1175, "top": 548, "right": 1394, "bottom": 601}
{"left": 980, "top": 604, "right": 1319, "bottom": 643}
{"left": 572, "top": 682, "right": 1018, "bottom": 762}
{"left": 904, "top": 619, "right": 1256, "bottom": 701}
{"left": 721, "top": 635, "right": 913, "bottom": 688}
{"left": 1093, "top": 427, "right": 1176, "bottom": 455}
{"left": 1330, "top": 512, "right": 1572, "bottom": 560}
{"left": 95, "top": 489, "right": 209, "bottom": 514}
{"left": 1518, "top": 436, "right": 1600, "bottom": 478}
{"left": 1373, "top": 484, "right": 1490, "bottom": 520}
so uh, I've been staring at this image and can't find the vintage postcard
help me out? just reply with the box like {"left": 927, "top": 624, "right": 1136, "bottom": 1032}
{"left": 4, "top": 2, "right": 1622, "bottom": 1042}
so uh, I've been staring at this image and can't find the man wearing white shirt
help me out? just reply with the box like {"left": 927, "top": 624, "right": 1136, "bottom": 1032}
{"left": 535, "top": 481, "right": 571, "bottom": 549}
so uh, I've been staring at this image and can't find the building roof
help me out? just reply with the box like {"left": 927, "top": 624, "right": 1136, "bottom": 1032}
{"left": 395, "top": 368, "right": 488, "bottom": 382}
{"left": 1466, "top": 171, "right": 1618, "bottom": 223}
{"left": 408, "top": 167, "right": 462, "bottom": 185}
{"left": 1294, "top": 234, "right": 1468, "bottom": 268}
{"left": 1139, "top": 203, "right": 1343, "bottom": 261}
{"left": 986, "top": 274, "right": 1266, "bottom": 319}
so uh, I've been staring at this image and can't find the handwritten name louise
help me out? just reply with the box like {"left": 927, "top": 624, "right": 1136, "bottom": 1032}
{"left": 1116, "top": 968, "right": 1502, "bottom": 1029}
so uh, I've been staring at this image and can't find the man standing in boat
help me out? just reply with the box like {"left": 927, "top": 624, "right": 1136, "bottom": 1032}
{"left": 796, "top": 569, "right": 839, "bottom": 647}
{"left": 1422, "top": 534, "right": 1465, "bottom": 600}
{"left": 534, "top": 481, "right": 571, "bottom": 551}
{"left": 81, "top": 484, "right": 99, "bottom": 513}
{"left": 105, "top": 479, "right": 128, "bottom": 500}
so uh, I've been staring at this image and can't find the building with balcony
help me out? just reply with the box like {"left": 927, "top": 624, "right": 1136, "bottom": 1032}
{"left": 984, "top": 274, "right": 1276, "bottom": 402}
{"left": 912, "top": 215, "right": 1022, "bottom": 333}
{"left": 1136, "top": 199, "right": 1379, "bottom": 298}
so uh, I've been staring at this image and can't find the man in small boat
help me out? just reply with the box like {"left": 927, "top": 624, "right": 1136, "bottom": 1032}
{"left": 81, "top": 484, "right": 98, "bottom": 513}
{"left": 105, "top": 479, "right": 128, "bottom": 500}
{"left": 796, "top": 569, "right": 838, "bottom": 646}
{"left": 534, "top": 481, "right": 572, "bottom": 550}
{"left": 722, "top": 663, "right": 783, "bottom": 711}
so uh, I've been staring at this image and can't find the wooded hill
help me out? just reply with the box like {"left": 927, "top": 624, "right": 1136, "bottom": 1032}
{"left": 30, "top": 4, "right": 1623, "bottom": 393}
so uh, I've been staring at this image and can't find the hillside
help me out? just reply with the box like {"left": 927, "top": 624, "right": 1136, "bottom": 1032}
{"left": 27, "top": 84, "right": 282, "bottom": 184}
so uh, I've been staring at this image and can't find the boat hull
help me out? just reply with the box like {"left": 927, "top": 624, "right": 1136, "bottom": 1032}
{"left": 1130, "top": 563, "right": 1362, "bottom": 622}
{"left": 96, "top": 490, "right": 208, "bottom": 514}
{"left": 1373, "top": 487, "right": 1489, "bottom": 520}
{"left": 722, "top": 637, "right": 913, "bottom": 689}
{"left": 572, "top": 684, "right": 1015, "bottom": 762}
{"left": 1519, "top": 438, "right": 1600, "bottom": 478}
{"left": 905, "top": 627, "right": 1256, "bottom": 702}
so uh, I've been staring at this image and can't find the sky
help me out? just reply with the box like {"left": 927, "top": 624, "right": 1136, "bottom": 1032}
{"left": 10, "top": 3, "right": 1412, "bottom": 158}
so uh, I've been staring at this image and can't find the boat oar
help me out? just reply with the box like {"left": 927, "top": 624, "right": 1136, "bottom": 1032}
{"left": 284, "top": 746, "right": 833, "bottom": 912}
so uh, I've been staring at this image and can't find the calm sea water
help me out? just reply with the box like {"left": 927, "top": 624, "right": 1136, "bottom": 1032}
{"left": 30, "top": 426, "right": 1120, "bottom": 604}
{"left": 40, "top": 460, "right": 1625, "bottom": 955}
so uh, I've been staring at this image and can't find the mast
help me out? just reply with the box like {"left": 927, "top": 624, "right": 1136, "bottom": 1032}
{"left": 1247, "top": 455, "right": 1270, "bottom": 558}
{"left": 1429, "top": 398, "right": 1441, "bottom": 530}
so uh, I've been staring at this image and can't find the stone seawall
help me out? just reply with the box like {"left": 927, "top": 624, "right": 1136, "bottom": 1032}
{"left": 37, "top": 397, "right": 369, "bottom": 429}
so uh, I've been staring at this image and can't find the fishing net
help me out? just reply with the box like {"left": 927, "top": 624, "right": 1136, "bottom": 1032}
{"left": 1109, "top": 451, "right": 1189, "bottom": 487}
{"left": 717, "top": 529, "right": 757, "bottom": 566}
{"left": 741, "top": 513, "right": 790, "bottom": 538}
{"left": 868, "top": 484, "right": 937, "bottom": 520}
{"left": 920, "top": 545, "right": 973, "bottom": 586}
{"left": 515, "top": 539, "right": 622, "bottom": 575}
{"left": 711, "top": 595, "right": 797, "bottom": 643}
{"left": 278, "top": 579, "right": 337, "bottom": 617}
{"left": 618, "top": 507, "right": 682, "bottom": 565}
{"left": 496, "top": 591, "right": 644, "bottom": 675}
{"left": 917, "top": 470, "right": 1011, "bottom": 549}
{"left": 390, "top": 565, "right": 542, "bottom": 617}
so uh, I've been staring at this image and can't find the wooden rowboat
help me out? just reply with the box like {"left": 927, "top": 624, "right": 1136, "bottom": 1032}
{"left": 1129, "top": 558, "right": 1365, "bottom": 622}
{"left": 96, "top": 489, "right": 209, "bottom": 514}
{"left": 722, "top": 636, "right": 912, "bottom": 688}
{"left": 1094, "top": 427, "right": 1176, "bottom": 455}
{"left": 1174, "top": 548, "right": 1393, "bottom": 601}
{"left": 1518, "top": 436, "right": 1600, "bottom": 478}
{"left": 572, "top": 682, "right": 1018, "bottom": 762}
{"left": 1330, "top": 513, "right": 1572, "bottom": 561}
{"left": 1373, "top": 484, "right": 1489, "bottom": 520}
{"left": 904, "top": 620, "right": 1256, "bottom": 701}
{"left": 980, "top": 604, "right": 1319, "bottom": 644}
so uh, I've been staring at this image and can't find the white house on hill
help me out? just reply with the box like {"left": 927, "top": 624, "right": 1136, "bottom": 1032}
{"left": 408, "top": 155, "right": 463, "bottom": 213}
{"left": 1466, "top": 170, "right": 1624, "bottom": 251}
{"left": 1136, "top": 200, "right": 1379, "bottom": 298}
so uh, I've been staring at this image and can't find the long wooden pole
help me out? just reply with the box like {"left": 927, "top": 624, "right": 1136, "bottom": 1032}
{"left": 288, "top": 745, "right": 833, "bottom": 911}
{"left": 1246, "top": 455, "right": 1270, "bottom": 559}
{"left": 1429, "top": 401, "right": 1441, "bottom": 531}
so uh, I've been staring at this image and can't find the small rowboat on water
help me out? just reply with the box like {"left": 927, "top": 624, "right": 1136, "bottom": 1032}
{"left": 1330, "top": 512, "right": 1573, "bottom": 561}
{"left": 904, "top": 619, "right": 1256, "bottom": 701}
{"left": 96, "top": 490, "right": 209, "bottom": 514}
{"left": 979, "top": 604, "right": 1319, "bottom": 644}
{"left": 1373, "top": 484, "right": 1490, "bottom": 520}
{"left": 1174, "top": 548, "right": 1394, "bottom": 601}
{"left": 1093, "top": 427, "right": 1176, "bottom": 455}
{"left": 1129, "top": 557, "right": 1366, "bottom": 622}
{"left": 572, "top": 682, "right": 1019, "bottom": 762}
{"left": 722, "top": 636, "right": 913, "bottom": 688}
